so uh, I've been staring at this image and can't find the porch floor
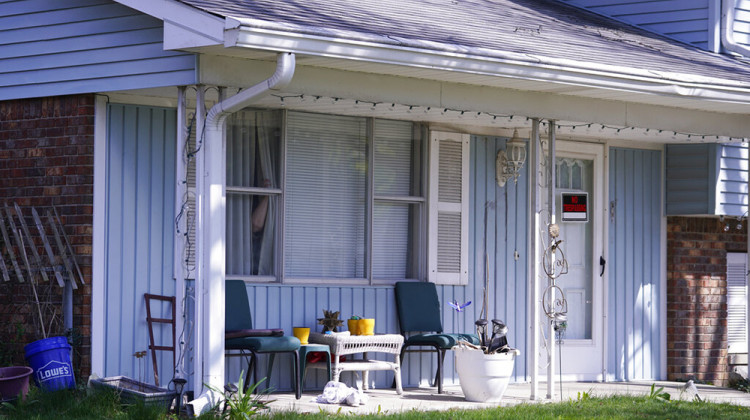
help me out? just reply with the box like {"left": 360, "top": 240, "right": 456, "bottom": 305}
{"left": 264, "top": 381, "right": 750, "bottom": 414}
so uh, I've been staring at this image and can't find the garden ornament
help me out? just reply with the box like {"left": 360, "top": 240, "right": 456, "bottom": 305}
{"left": 317, "top": 310, "right": 344, "bottom": 332}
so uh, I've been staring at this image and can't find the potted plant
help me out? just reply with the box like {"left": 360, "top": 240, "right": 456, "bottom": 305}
{"left": 454, "top": 336, "right": 520, "bottom": 403}
{"left": 452, "top": 201, "right": 520, "bottom": 403}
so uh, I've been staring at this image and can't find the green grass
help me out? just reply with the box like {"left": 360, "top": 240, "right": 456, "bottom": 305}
{"left": 0, "top": 386, "right": 172, "bottom": 420}
{"left": 2, "top": 387, "right": 750, "bottom": 419}
{"left": 263, "top": 396, "right": 750, "bottom": 420}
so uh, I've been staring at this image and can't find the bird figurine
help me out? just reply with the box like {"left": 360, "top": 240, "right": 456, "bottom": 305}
{"left": 681, "top": 380, "right": 702, "bottom": 402}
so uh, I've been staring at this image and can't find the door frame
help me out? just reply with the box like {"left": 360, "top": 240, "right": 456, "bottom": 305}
{"left": 552, "top": 140, "right": 607, "bottom": 381}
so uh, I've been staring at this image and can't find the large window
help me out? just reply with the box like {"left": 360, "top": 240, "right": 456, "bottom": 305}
{"left": 226, "top": 110, "right": 426, "bottom": 283}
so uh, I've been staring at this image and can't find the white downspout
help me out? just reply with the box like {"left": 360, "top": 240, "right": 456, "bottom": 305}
{"left": 721, "top": 0, "right": 750, "bottom": 57}
{"left": 198, "top": 52, "right": 295, "bottom": 395}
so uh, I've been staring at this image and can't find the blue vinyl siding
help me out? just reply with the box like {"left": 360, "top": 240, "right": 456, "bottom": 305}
{"left": 227, "top": 135, "right": 529, "bottom": 392}
{"left": 734, "top": 0, "right": 750, "bottom": 49}
{"left": 717, "top": 143, "right": 749, "bottom": 216}
{"left": 665, "top": 144, "right": 717, "bottom": 215}
{"left": 608, "top": 147, "right": 662, "bottom": 381}
{"left": 104, "top": 103, "right": 177, "bottom": 384}
{"left": 666, "top": 143, "right": 748, "bottom": 217}
{"left": 0, "top": 0, "right": 196, "bottom": 100}
{"left": 561, "top": 0, "right": 712, "bottom": 49}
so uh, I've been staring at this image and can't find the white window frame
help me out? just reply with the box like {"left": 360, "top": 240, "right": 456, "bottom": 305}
{"left": 226, "top": 110, "right": 431, "bottom": 285}
{"left": 428, "top": 131, "right": 470, "bottom": 285}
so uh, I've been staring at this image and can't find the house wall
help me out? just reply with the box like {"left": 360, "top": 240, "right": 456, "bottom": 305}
{"left": 666, "top": 216, "right": 746, "bottom": 386}
{"left": 0, "top": 94, "right": 95, "bottom": 377}
{"left": 559, "top": 0, "right": 713, "bottom": 49}
{"left": 716, "top": 143, "right": 749, "bottom": 216}
{"left": 665, "top": 143, "right": 748, "bottom": 217}
{"left": 665, "top": 144, "right": 718, "bottom": 215}
{"left": 608, "top": 147, "right": 663, "bottom": 381}
{"left": 226, "top": 135, "right": 530, "bottom": 391}
{"left": 0, "top": 0, "right": 196, "bottom": 101}
{"left": 102, "top": 103, "right": 176, "bottom": 385}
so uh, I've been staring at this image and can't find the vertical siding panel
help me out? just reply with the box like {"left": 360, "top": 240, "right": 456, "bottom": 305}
{"left": 609, "top": 147, "right": 662, "bottom": 381}
{"left": 340, "top": 288, "right": 353, "bottom": 328}
{"left": 104, "top": 104, "right": 176, "bottom": 383}
{"left": 105, "top": 105, "right": 124, "bottom": 377}
{"left": 134, "top": 107, "right": 151, "bottom": 380}
{"left": 119, "top": 105, "right": 138, "bottom": 378}
{"left": 651, "top": 150, "right": 661, "bottom": 378}
{"left": 628, "top": 150, "right": 648, "bottom": 377}
{"left": 615, "top": 148, "right": 627, "bottom": 380}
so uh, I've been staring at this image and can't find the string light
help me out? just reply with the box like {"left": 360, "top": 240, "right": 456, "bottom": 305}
{"left": 266, "top": 94, "right": 745, "bottom": 143}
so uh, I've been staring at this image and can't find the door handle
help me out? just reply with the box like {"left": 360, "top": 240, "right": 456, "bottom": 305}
{"left": 600, "top": 256, "right": 606, "bottom": 277}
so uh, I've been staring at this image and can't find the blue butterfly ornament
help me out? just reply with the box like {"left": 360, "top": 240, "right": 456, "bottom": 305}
{"left": 448, "top": 300, "right": 472, "bottom": 312}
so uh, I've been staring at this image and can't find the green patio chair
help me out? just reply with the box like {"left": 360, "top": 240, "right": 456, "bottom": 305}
{"left": 394, "top": 281, "right": 480, "bottom": 394}
{"left": 225, "top": 280, "right": 301, "bottom": 399}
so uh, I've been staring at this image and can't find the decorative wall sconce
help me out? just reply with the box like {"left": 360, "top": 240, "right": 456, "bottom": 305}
{"left": 722, "top": 211, "right": 748, "bottom": 232}
{"left": 496, "top": 129, "right": 527, "bottom": 187}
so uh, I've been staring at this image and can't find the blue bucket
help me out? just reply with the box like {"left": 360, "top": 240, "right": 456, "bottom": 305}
{"left": 24, "top": 336, "right": 76, "bottom": 392}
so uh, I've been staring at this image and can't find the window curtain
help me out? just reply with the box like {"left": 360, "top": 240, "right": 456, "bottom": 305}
{"left": 226, "top": 111, "right": 277, "bottom": 276}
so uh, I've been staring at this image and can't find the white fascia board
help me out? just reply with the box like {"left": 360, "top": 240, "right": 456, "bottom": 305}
{"left": 224, "top": 17, "right": 750, "bottom": 106}
{"left": 114, "top": 0, "right": 224, "bottom": 49}
{"left": 199, "top": 56, "right": 750, "bottom": 138}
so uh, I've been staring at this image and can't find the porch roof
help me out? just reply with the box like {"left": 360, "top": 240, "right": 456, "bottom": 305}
{"left": 111, "top": 0, "right": 750, "bottom": 140}
{"left": 174, "top": 0, "right": 750, "bottom": 94}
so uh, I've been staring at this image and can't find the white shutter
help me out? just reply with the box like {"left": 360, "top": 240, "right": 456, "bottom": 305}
{"left": 727, "top": 252, "right": 748, "bottom": 353}
{"left": 428, "top": 131, "right": 469, "bottom": 285}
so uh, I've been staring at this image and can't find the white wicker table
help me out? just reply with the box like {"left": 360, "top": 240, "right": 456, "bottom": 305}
{"left": 308, "top": 332, "right": 404, "bottom": 395}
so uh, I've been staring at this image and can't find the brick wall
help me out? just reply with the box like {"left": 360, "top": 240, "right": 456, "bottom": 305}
{"left": 0, "top": 95, "right": 94, "bottom": 379}
{"left": 667, "top": 216, "right": 747, "bottom": 386}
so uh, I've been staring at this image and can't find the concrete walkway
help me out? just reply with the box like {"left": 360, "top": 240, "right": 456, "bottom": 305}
{"left": 266, "top": 380, "right": 750, "bottom": 415}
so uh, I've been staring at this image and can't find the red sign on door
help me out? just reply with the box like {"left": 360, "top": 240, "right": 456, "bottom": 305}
{"left": 562, "top": 193, "right": 588, "bottom": 222}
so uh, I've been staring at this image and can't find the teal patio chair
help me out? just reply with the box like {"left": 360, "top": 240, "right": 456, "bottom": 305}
{"left": 394, "top": 281, "right": 480, "bottom": 394}
{"left": 225, "top": 280, "right": 301, "bottom": 399}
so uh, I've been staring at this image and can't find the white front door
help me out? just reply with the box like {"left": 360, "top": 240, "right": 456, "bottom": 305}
{"left": 541, "top": 141, "right": 605, "bottom": 381}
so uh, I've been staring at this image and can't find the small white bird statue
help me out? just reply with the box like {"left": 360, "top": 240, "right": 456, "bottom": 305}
{"left": 681, "top": 380, "right": 702, "bottom": 402}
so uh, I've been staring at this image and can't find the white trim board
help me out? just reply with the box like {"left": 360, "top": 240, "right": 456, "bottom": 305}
{"left": 91, "top": 95, "right": 108, "bottom": 376}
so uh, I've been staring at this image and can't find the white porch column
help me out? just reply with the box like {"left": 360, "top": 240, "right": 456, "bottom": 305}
{"left": 203, "top": 113, "right": 227, "bottom": 391}
{"left": 546, "top": 121, "right": 556, "bottom": 400}
{"left": 196, "top": 53, "right": 296, "bottom": 394}
{"left": 193, "top": 85, "right": 207, "bottom": 392}
{"left": 174, "top": 86, "right": 187, "bottom": 380}
{"left": 528, "top": 118, "right": 541, "bottom": 400}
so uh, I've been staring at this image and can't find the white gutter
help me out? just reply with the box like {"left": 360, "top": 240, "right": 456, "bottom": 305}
{"left": 224, "top": 17, "right": 750, "bottom": 106}
{"left": 722, "top": 0, "right": 750, "bottom": 58}
{"left": 195, "top": 52, "right": 295, "bottom": 397}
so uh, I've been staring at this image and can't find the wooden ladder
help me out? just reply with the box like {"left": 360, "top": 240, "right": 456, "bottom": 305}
{"left": 144, "top": 293, "right": 176, "bottom": 387}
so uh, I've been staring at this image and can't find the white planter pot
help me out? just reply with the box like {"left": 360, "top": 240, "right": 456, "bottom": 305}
{"left": 454, "top": 346, "right": 519, "bottom": 402}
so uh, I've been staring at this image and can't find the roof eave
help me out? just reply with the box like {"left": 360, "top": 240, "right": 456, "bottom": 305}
{"left": 222, "top": 17, "right": 750, "bottom": 109}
